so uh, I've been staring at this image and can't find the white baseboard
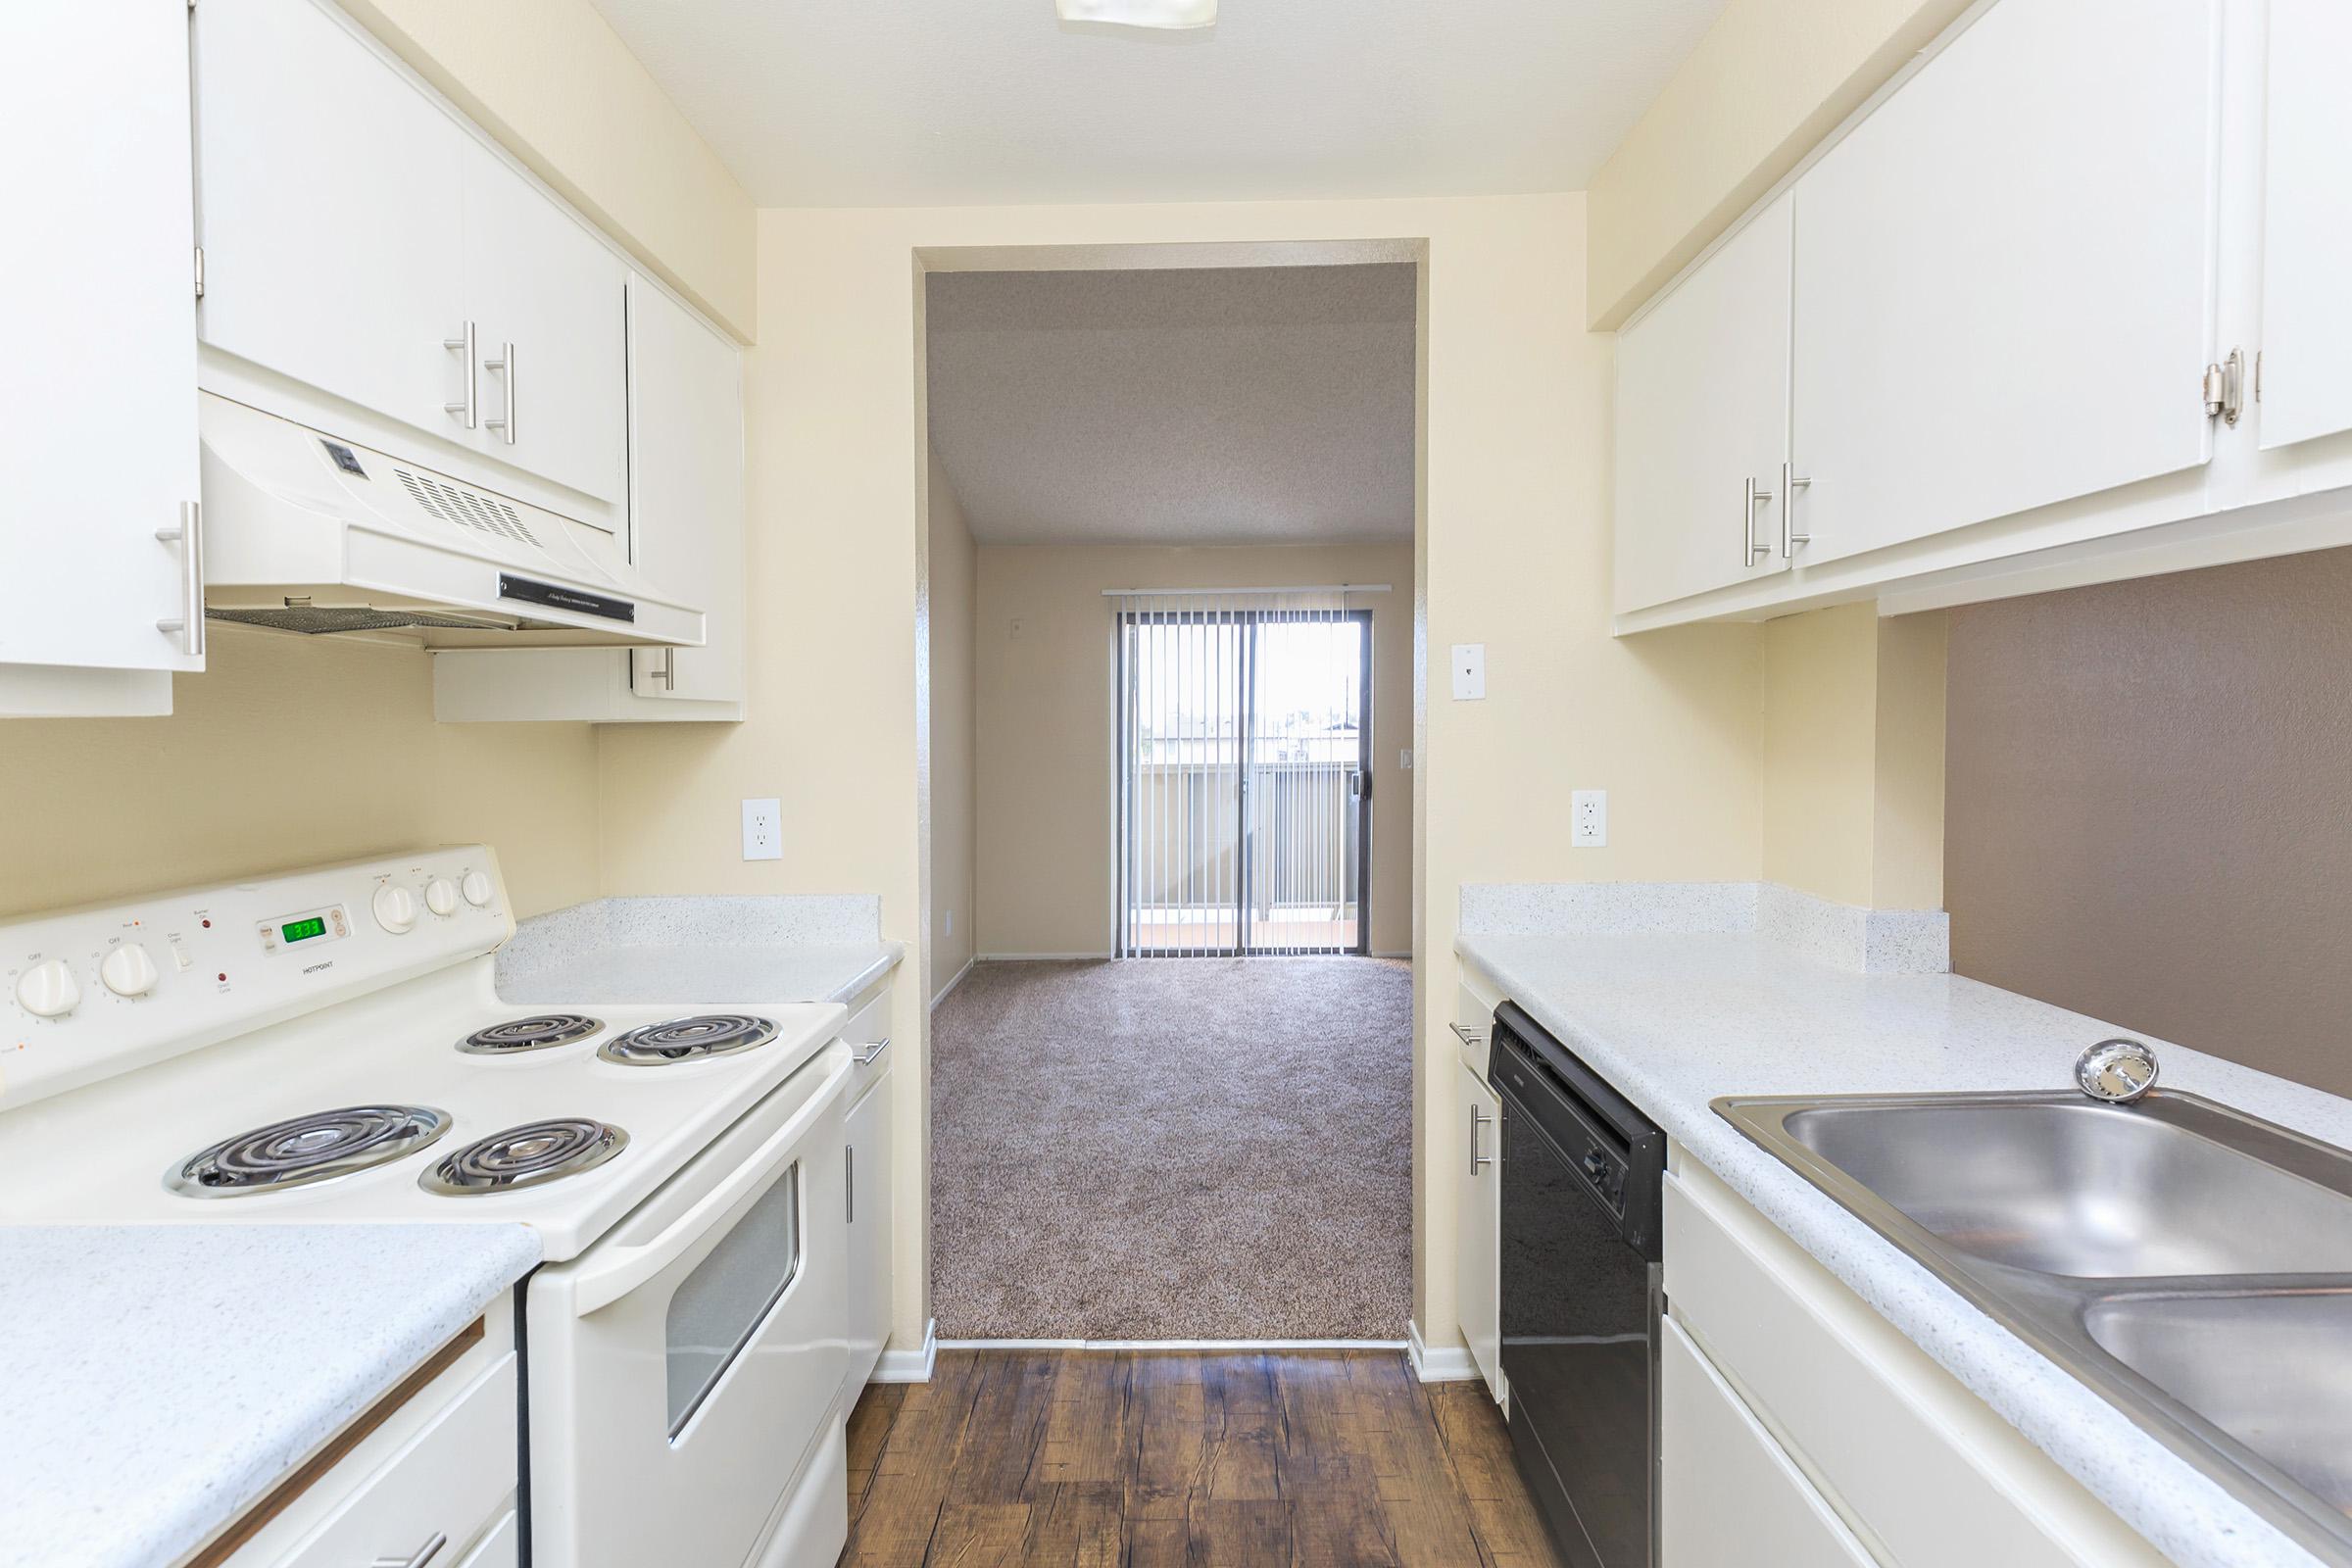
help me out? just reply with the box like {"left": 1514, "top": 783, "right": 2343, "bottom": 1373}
{"left": 869, "top": 1318, "right": 937, "bottom": 1383}
{"left": 1407, "top": 1319, "right": 1478, "bottom": 1382}
{"left": 973, "top": 952, "right": 1111, "bottom": 961}
{"left": 938, "top": 1337, "right": 1407, "bottom": 1352}
{"left": 930, "top": 957, "right": 974, "bottom": 1010}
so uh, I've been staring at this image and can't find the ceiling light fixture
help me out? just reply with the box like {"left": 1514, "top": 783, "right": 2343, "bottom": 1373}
{"left": 1055, "top": 0, "right": 1217, "bottom": 29}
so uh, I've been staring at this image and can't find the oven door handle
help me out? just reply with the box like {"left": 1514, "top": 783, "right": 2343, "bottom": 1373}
{"left": 565, "top": 1049, "right": 855, "bottom": 1317}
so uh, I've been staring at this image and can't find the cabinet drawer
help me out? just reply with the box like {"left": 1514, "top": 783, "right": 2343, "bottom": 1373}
{"left": 1664, "top": 1165, "right": 2167, "bottom": 1567}
{"left": 842, "top": 987, "right": 894, "bottom": 1103}
{"left": 1661, "top": 1317, "right": 1873, "bottom": 1568}
{"left": 277, "top": 1353, "right": 517, "bottom": 1568}
{"left": 454, "top": 1509, "right": 518, "bottom": 1568}
{"left": 1452, "top": 975, "right": 1496, "bottom": 1077}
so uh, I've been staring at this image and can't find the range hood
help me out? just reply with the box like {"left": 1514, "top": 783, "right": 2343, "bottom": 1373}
{"left": 198, "top": 393, "right": 703, "bottom": 649}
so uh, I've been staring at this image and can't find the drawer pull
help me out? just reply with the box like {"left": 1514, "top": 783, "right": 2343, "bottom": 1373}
{"left": 371, "top": 1533, "right": 446, "bottom": 1568}
{"left": 1447, "top": 1021, "right": 1487, "bottom": 1048}
{"left": 853, "top": 1036, "right": 890, "bottom": 1066}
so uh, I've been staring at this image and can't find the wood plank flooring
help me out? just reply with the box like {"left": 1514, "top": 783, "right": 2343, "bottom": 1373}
{"left": 839, "top": 1350, "right": 1567, "bottom": 1568}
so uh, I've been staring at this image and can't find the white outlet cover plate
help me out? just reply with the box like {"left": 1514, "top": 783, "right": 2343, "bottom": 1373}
{"left": 741, "top": 797, "right": 783, "bottom": 861}
{"left": 1449, "top": 644, "right": 1486, "bottom": 701}
{"left": 1572, "top": 789, "right": 1607, "bottom": 847}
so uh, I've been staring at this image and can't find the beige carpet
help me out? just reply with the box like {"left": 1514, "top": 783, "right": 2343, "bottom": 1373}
{"left": 929, "top": 957, "right": 1413, "bottom": 1341}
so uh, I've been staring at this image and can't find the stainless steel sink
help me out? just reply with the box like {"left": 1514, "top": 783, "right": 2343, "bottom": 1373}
{"left": 1770, "top": 1094, "right": 2352, "bottom": 1277}
{"left": 1718, "top": 1089, "right": 2352, "bottom": 1564}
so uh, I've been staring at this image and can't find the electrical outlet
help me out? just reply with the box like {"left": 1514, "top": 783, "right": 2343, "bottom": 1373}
{"left": 741, "top": 798, "right": 782, "bottom": 861}
{"left": 1399, "top": 749, "right": 1413, "bottom": 771}
{"left": 1449, "top": 644, "right": 1486, "bottom": 701}
{"left": 1572, "top": 790, "right": 1607, "bottom": 847}
{"left": 946, "top": 908, "right": 955, "bottom": 936}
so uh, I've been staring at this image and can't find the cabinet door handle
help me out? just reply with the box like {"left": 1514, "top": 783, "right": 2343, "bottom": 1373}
{"left": 1743, "top": 476, "right": 1775, "bottom": 566}
{"left": 846, "top": 1144, "right": 856, "bottom": 1224}
{"left": 853, "top": 1036, "right": 891, "bottom": 1066}
{"left": 443, "top": 321, "right": 477, "bottom": 428}
{"left": 650, "top": 648, "right": 676, "bottom": 691}
{"left": 1447, "top": 1021, "right": 1487, "bottom": 1049}
{"left": 153, "top": 501, "right": 205, "bottom": 658}
{"left": 1470, "top": 1104, "right": 1494, "bottom": 1173}
{"left": 370, "top": 1533, "right": 446, "bottom": 1568}
{"left": 483, "top": 341, "right": 516, "bottom": 445}
{"left": 1781, "top": 461, "right": 1812, "bottom": 558}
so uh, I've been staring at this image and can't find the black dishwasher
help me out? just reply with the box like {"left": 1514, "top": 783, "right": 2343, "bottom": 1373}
{"left": 1492, "top": 1001, "right": 1666, "bottom": 1568}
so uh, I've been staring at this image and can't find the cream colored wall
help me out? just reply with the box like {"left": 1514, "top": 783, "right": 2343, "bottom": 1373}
{"left": 586, "top": 194, "right": 1768, "bottom": 1354}
{"left": 340, "top": 0, "right": 758, "bottom": 339}
{"left": 1759, "top": 603, "right": 1946, "bottom": 908}
{"left": 1585, "top": 0, "right": 1974, "bottom": 327}
{"left": 971, "top": 543, "right": 1414, "bottom": 959}
{"left": 0, "top": 629, "right": 601, "bottom": 920}
{"left": 927, "top": 453, "right": 978, "bottom": 1000}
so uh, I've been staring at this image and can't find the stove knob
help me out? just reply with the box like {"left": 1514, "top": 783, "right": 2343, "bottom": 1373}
{"left": 424, "top": 878, "right": 459, "bottom": 918}
{"left": 15, "top": 958, "right": 80, "bottom": 1018}
{"left": 461, "top": 870, "right": 493, "bottom": 908}
{"left": 100, "top": 943, "right": 160, "bottom": 998}
{"left": 372, "top": 884, "right": 418, "bottom": 935}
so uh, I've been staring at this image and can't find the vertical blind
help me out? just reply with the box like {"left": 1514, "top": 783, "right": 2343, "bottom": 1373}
{"left": 1112, "top": 587, "right": 1372, "bottom": 958}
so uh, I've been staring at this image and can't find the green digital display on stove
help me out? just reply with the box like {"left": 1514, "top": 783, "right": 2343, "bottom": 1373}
{"left": 282, "top": 916, "right": 328, "bottom": 944}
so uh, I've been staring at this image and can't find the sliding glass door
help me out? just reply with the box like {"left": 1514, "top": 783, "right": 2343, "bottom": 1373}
{"left": 1115, "top": 595, "right": 1370, "bottom": 957}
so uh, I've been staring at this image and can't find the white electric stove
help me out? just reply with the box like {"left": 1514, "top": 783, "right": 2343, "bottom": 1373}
{"left": 0, "top": 847, "right": 858, "bottom": 1568}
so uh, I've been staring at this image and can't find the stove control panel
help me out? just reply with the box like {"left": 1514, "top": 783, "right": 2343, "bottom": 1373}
{"left": 0, "top": 846, "right": 513, "bottom": 1112}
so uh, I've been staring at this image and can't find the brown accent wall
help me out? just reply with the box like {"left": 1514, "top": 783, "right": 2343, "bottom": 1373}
{"left": 1944, "top": 548, "right": 2352, "bottom": 1098}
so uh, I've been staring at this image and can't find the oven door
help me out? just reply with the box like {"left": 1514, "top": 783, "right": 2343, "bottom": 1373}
{"left": 526, "top": 1046, "right": 855, "bottom": 1568}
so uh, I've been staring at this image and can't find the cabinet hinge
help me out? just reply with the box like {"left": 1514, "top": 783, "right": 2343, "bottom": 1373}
{"left": 2202, "top": 347, "right": 2245, "bottom": 426}
{"left": 193, "top": 245, "right": 205, "bottom": 300}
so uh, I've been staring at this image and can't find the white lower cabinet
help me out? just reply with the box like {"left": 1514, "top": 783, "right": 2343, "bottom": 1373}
{"left": 219, "top": 1301, "right": 519, "bottom": 1568}
{"left": 1663, "top": 1159, "right": 2172, "bottom": 1568}
{"left": 1452, "top": 1056, "right": 1501, "bottom": 1395}
{"left": 842, "top": 985, "right": 896, "bottom": 1399}
{"left": 844, "top": 1070, "right": 894, "bottom": 1399}
{"left": 1660, "top": 1318, "right": 1873, "bottom": 1568}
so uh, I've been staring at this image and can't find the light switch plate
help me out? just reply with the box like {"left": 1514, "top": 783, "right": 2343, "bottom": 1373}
{"left": 1572, "top": 789, "right": 1607, "bottom": 847}
{"left": 741, "top": 798, "right": 783, "bottom": 861}
{"left": 1449, "top": 644, "right": 1486, "bottom": 701}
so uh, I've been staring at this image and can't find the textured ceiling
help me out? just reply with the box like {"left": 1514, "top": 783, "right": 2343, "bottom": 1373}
{"left": 927, "top": 265, "right": 1415, "bottom": 546}
{"left": 583, "top": 0, "right": 1731, "bottom": 207}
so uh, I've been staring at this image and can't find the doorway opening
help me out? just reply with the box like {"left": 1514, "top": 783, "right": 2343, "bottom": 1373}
{"left": 1115, "top": 596, "right": 1372, "bottom": 956}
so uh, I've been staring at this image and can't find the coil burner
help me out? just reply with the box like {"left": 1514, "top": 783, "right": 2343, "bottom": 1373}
{"left": 168, "top": 1104, "right": 453, "bottom": 1197}
{"left": 418, "top": 1117, "right": 630, "bottom": 1195}
{"left": 597, "top": 1013, "right": 780, "bottom": 1067}
{"left": 458, "top": 1013, "right": 604, "bottom": 1055}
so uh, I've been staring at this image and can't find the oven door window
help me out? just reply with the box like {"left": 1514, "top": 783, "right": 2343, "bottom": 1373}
{"left": 664, "top": 1160, "right": 802, "bottom": 1440}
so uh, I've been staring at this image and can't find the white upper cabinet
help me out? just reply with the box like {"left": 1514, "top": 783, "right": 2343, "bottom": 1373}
{"left": 460, "top": 141, "right": 629, "bottom": 505}
{"left": 1615, "top": 194, "right": 1794, "bottom": 613}
{"left": 0, "top": 0, "right": 203, "bottom": 712}
{"left": 2254, "top": 0, "right": 2352, "bottom": 453}
{"left": 191, "top": 0, "right": 626, "bottom": 512}
{"left": 432, "top": 275, "right": 747, "bottom": 723}
{"left": 192, "top": 0, "right": 470, "bottom": 453}
{"left": 1788, "top": 0, "right": 2222, "bottom": 568}
{"left": 623, "top": 276, "right": 747, "bottom": 708}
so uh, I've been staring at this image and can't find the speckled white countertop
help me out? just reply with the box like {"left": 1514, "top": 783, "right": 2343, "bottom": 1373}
{"left": 0, "top": 1225, "right": 538, "bottom": 1568}
{"left": 496, "top": 895, "right": 903, "bottom": 1006}
{"left": 1456, "top": 929, "right": 2352, "bottom": 1568}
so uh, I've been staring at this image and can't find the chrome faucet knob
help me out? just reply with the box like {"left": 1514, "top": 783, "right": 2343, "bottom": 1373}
{"left": 2076, "top": 1038, "right": 2159, "bottom": 1103}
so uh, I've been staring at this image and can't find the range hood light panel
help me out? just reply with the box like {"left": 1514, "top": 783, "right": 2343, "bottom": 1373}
{"left": 1055, "top": 0, "right": 1217, "bottom": 28}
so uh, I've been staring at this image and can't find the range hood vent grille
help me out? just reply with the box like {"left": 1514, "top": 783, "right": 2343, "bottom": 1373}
{"left": 207, "top": 606, "right": 513, "bottom": 636}
{"left": 392, "top": 466, "right": 541, "bottom": 549}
